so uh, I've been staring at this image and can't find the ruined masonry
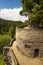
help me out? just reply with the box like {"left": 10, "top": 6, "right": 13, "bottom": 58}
{"left": 3, "top": 27, "right": 43, "bottom": 65}
{"left": 16, "top": 27, "right": 43, "bottom": 58}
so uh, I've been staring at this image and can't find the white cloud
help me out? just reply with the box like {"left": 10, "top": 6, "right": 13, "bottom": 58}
{"left": 0, "top": 7, "right": 28, "bottom": 22}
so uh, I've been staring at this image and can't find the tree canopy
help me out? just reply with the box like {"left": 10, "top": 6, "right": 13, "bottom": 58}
{"left": 20, "top": 0, "right": 43, "bottom": 28}
{"left": 0, "top": 18, "right": 24, "bottom": 34}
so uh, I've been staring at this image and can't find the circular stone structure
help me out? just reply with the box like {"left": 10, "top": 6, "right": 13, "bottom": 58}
{"left": 16, "top": 27, "right": 43, "bottom": 58}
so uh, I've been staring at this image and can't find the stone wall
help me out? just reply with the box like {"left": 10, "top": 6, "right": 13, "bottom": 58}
{"left": 16, "top": 27, "right": 43, "bottom": 57}
{"left": 3, "top": 47, "right": 19, "bottom": 65}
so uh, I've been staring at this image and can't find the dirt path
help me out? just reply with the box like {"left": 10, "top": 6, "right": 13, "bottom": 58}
{"left": 11, "top": 41, "right": 43, "bottom": 65}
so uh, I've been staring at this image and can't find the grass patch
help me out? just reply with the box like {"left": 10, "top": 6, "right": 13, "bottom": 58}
{"left": 0, "top": 54, "right": 5, "bottom": 65}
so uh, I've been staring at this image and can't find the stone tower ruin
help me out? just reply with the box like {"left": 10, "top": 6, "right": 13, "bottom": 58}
{"left": 16, "top": 27, "right": 43, "bottom": 58}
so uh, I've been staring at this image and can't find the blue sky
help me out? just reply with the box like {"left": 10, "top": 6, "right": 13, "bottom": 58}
{"left": 0, "top": 0, "right": 22, "bottom": 9}
{"left": 0, "top": 0, "right": 28, "bottom": 21}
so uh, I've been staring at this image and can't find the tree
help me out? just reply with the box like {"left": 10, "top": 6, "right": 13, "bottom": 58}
{"left": 9, "top": 26, "right": 16, "bottom": 39}
{"left": 20, "top": 0, "right": 43, "bottom": 28}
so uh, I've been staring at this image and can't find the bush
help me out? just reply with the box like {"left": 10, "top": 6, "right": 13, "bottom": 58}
{"left": 0, "top": 35, "right": 11, "bottom": 53}
{"left": 9, "top": 26, "right": 16, "bottom": 39}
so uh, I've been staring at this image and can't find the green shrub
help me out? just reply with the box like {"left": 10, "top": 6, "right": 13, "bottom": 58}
{"left": 0, "top": 35, "right": 11, "bottom": 53}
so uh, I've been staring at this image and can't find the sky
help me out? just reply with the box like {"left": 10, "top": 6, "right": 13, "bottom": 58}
{"left": 0, "top": 0, "right": 28, "bottom": 22}
{"left": 0, "top": 0, "right": 21, "bottom": 8}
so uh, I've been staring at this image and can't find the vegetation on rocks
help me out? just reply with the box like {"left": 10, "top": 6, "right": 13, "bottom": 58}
{"left": 20, "top": 0, "right": 43, "bottom": 28}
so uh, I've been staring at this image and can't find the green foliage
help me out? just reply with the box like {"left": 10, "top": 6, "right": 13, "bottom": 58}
{"left": 0, "top": 35, "right": 11, "bottom": 53}
{"left": 17, "top": 23, "right": 24, "bottom": 28}
{"left": 0, "top": 18, "right": 23, "bottom": 34}
{"left": 20, "top": 10, "right": 24, "bottom": 15}
{"left": 21, "top": 0, "right": 43, "bottom": 28}
{"left": 0, "top": 54, "right": 5, "bottom": 65}
{"left": 0, "top": 18, "right": 25, "bottom": 53}
{"left": 0, "top": 34, "right": 11, "bottom": 65}
{"left": 22, "top": 0, "right": 34, "bottom": 12}
{"left": 24, "top": 20, "right": 30, "bottom": 27}
{"left": 30, "top": 4, "right": 43, "bottom": 27}
{"left": 9, "top": 26, "right": 16, "bottom": 39}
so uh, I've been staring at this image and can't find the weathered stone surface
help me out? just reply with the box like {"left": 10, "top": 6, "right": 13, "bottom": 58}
{"left": 3, "top": 47, "right": 19, "bottom": 65}
{"left": 16, "top": 27, "right": 43, "bottom": 57}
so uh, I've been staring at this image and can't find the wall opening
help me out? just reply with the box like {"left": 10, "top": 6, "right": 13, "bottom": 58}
{"left": 25, "top": 44, "right": 31, "bottom": 48}
{"left": 34, "top": 49, "right": 39, "bottom": 57}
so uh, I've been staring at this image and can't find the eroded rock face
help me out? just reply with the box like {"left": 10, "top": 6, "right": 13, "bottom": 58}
{"left": 3, "top": 47, "right": 19, "bottom": 65}
{"left": 16, "top": 27, "right": 43, "bottom": 57}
